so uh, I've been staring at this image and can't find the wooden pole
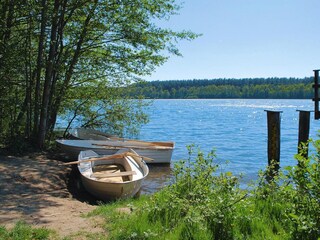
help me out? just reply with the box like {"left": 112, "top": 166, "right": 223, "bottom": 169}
{"left": 265, "top": 110, "right": 282, "bottom": 182}
{"left": 313, "top": 69, "right": 320, "bottom": 120}
{"left": 297, "top": 110, "right": 311, "bottom": 159}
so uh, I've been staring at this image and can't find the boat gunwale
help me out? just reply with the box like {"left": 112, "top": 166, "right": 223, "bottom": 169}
{"left": 78, "top": 155, "right": 149, "bottom": 185}
{"left": 57, "top": 139, "right": 175, "bottom": 150}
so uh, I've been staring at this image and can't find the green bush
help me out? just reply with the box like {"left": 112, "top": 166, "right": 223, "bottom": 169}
{"left": 146, "top": 145, "right": 243, "bottom": 239}
{"left": 93, "top": 142, "right": 320, "bottom": 240}
{"left": 283, "top": 140, "right": 320, "bottom": 239}
{"left": 252, "top": 139, "right": 320, "bottom": 240}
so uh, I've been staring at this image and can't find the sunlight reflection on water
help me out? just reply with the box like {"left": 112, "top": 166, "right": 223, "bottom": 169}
{"left": 139, "top": 99, "right": 318, "bottom": 194}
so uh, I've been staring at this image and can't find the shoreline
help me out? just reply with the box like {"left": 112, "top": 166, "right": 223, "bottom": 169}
{"left": 0, "top": 152, "right": 105, "bottom": 237}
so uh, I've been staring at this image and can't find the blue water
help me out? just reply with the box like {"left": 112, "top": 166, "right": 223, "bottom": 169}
{"left": 136, "top": 99, "right": 319, "bottom": 192}
{"left": 56, "top": 99, "right": 319, "bottom": 193}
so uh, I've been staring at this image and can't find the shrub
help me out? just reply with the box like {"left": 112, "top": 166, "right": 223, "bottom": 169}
{"left": 96, "top": 142, "right": 320, "bottom": 240}
{"left": 146, "top": 145, "right": 243, "bottom": 240}
{"left": 283, "top": 140, "right": 320, "bottom": 239}
{"left": 254, "top": 139, "right": 320, "bottom": 240}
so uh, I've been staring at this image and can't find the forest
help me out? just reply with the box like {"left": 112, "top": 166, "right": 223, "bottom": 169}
{"left": 129, "top": 77, "right": 313, "bottom": 99}
{"left": 0, "top": 0, "right": 197, "bottom": 148}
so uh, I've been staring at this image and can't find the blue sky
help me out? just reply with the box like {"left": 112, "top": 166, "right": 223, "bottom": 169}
{"left": 145, "top": 0, "right": 320, "bottom": 81}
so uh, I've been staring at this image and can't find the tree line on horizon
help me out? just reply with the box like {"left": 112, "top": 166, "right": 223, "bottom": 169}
{"left": 129, "top": 77, "right": 313, "bottom": 99}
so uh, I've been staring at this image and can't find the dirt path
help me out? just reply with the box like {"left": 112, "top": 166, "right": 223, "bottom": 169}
{"left": 0, "top": 152, "right": 105, "bottom": 238}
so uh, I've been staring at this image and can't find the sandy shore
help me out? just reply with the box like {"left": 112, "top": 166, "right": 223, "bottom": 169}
{"left": 0, "top": 152, "right": 105, "bottom": 237}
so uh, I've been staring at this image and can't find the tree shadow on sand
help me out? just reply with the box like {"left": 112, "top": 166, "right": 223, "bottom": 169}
{"left": 46, "top": 151, "right": 104, "bottom": 205}
{"left": 0, "top": 152, "right": 101, "bottom": 226}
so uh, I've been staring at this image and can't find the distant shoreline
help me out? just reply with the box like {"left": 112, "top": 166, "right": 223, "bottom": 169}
{"left": 129, "top": 77, "right": 313, "bottom": 99}
{"left": 137, "top": 97, "right": 312, "bottom": 100}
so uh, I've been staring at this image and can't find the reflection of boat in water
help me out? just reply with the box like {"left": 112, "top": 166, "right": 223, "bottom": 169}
{"left": 141, "top": 164, "right": 173, "bottom": 195}
{"left": 76, "top": 149, "right": 149, "bottom": 201}
{"left": 56, "top": 139, "right": 175, "bottom": 164}
{"left": 69, "top": 128, "right": 117, "bottom": 140}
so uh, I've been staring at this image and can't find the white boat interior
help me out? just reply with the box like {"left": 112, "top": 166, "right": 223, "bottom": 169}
{"left": 78, "top": 150, "right": 144, "bottom": 183}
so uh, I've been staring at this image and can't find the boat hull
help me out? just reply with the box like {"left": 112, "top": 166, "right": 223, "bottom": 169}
{"left": 69, "top": 128, "right": 116, "bottom": 140}
{"left": 78, "top": 150, "right": 149, "bottom": 201}
{"left": 80, "top": 175, "right": 142, "bottom": 200}
{"left": 57, "top": 139, "right": 174, "bottom": 164}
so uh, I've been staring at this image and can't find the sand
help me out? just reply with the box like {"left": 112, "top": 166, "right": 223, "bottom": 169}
{"left": 0, "top": 152, "right": 106, "bottom": 238}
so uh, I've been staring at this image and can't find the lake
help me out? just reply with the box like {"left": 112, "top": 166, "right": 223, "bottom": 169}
{"left": 138, "top": 99, "right": 319, "bottom": 193}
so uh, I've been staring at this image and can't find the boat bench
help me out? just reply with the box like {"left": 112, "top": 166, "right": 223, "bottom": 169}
{"left": 92, "top": 171, "right": 136, "bottom": 178}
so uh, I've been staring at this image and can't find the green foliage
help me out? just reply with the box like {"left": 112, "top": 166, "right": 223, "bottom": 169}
{"left": 252, "top": 138, "right": 320, "bottom": 240}
{"left": 3, "top": 135, "right": 36, "bottom": 155}
{"left": 91, "top": 142, "right": 320, "bottom": 239}
{"left": 0, "top": 0, "right": 198, "bottom": 147}
{"left": 129, "top": 77, "right": 313, "bottom": 99}
{"left": 146, "top": 145, "right": 242, "bottom": 239}
{"left": 93, "top": 146, "right": 247, "bottom": 240}
{"left": 282, "top": 139, "right": 320, "bottom": 239}
{"left": 0, "top": 221, "right": 53, "bottom": 240}
{"left": 58, "top": 85, "right": 151, "bottom": 138}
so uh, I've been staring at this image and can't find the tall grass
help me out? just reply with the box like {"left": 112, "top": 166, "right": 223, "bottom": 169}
{"left": 91, "top": 140, "right": 320, "bottom": 240}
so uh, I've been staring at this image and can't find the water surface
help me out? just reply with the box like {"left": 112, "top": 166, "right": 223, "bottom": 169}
{"left": 139, "top": 99, "right": 319, "bottom": 193}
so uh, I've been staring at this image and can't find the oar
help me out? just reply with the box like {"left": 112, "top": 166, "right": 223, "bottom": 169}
{"left": 121, "top": 139, "right": 174, "bottom": 148}
{"left": 60, "top": 151, "right": 153, "bottom": 166}
{"left": 92, "top": 143, "right": 169, "bottom": 150}
{"left": 61, "top": 153, "right": 124, "bottom": 165}
{"left": 125, "top": 152, "right": 153, "bottom": 161}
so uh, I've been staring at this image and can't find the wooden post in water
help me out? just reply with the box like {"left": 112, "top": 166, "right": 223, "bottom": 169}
{"left": 297, "top": 110, "right": 311, "bottom": 159}
{"left": 265, "top": 110, "right": 282, "bottom": 182}
{"left": 313, "top": 69, "right": 320, "bottom": 120}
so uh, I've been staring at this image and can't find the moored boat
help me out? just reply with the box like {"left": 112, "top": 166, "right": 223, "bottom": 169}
{"left": 75, "top": 149, "right": 149, "bottom": 201}
{"left": 68, "top": 128, "right": 117, "bottom": 140}
{"left": 56, "top": 139, "right": 174, "bottom": 164}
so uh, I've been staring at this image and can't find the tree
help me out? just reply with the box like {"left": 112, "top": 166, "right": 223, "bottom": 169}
{"left": 0, "top": 0, "right": 198, "bottom": 148}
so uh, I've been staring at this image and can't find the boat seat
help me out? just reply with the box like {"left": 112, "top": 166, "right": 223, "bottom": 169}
{"left": 92, "top": 171, "right": 136, "bottom": 178}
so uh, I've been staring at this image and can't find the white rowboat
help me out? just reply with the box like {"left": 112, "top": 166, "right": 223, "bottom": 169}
{"left": 56, "top": 139, "right": 174, "bottom": 164}
{"left": 69, "top": 128, "right": 117, "bottom": 140}
{"left": 77, "top": 149, "right": 149, "bottom": 201}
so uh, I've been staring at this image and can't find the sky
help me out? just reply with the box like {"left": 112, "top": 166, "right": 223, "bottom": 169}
{"left": 145, "top": 0, "right": 320, "bottom": 81}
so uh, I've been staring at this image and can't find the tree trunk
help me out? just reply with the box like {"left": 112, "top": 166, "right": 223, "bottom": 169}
{"left": 26, "top": 13, "right": 34, "bottom": 138}
{"left": 46, "top": 0, "right": 67, "bottom": 139}
{"left": 0, "top": 0, "right": 14, "bottom": 136}
{"left": 33, "top": 0, "right": 47, "bottom": 139}
{"left": 15, "top": 11, "right": 34, "bottom": 138}
{"left": 37, "top": 0, "right": 60, "bottom": 149}
{"left": 48, "top": 1, "right": 97, "bottom": 135}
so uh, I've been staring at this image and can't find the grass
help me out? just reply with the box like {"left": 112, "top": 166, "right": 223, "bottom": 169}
{"left": 0, "top": 221, "right": 55, "bottom": 240}
{"left": 88, "top": 192, "right": 291, "bottom": 240}
{"left": 85, "top": 194, "right": 287, "bottom": 240}
{"left": 88, "top": 143, "right": 320, "bottom": 240}
{"left": 0, "top": 196, "right": 291, "bottom": 240}
{"left": 0, "top": 221, "right": 107, "bottom": 240}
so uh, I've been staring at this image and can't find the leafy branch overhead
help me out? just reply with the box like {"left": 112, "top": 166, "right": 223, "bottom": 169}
{"left": 0, "top": 0, "right": 198, "bottom": 148}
